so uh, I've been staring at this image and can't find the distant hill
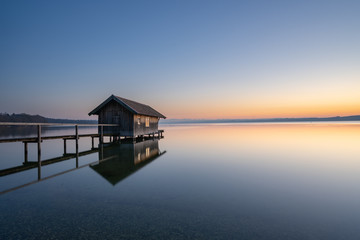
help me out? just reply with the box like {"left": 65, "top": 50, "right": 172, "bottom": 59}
{"left": 0, "top": 113, "right": 97, "bottom": 124}
{"left": 161, "top": 115, "right": 360, "bottom": 124}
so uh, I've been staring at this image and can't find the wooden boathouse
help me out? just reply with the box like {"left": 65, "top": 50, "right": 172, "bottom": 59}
{"left": 88, "top": 95, "right": 166, "bottom": 138}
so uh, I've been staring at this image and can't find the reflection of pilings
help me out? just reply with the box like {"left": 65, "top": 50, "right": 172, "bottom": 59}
{"left": 76, "top": 125, "right": 79, "bottom": 168}
{"left": 37, "top": 125, "right": 41, "bottom": 180}
{"left": 0, "top": 148, "right": 99, "bottom": 177}
{"left": 100, "top": 143, "right": 104, "bottom": 160}
{"left": 133, "top": 130, "right": 165, "bottom": 141}
{"left": 38, "top": 161, "right": 41, "bottom": 180}
{"left": 76, "top": 153, "right": 79, "bottom": 168}
{"left": 0, "top": 153, "right": 115, "bottom": 196}
{"left": 24, "top": 142, "right": 28, "bottom": 163}
{"left": 10, "top": 127, "right": 164, "bottom": 176}
{"left": 63, "top": 139, "right": 67, "bottom": 154}
{"left": 0, "top": 137, "right": 165, "bottom": 195}
{"left": 75, "top": 125, "right": 79, "bottom": 152}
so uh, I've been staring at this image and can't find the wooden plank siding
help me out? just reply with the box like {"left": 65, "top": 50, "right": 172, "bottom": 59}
{"left": 98, "top": 100, "right": 134, "bottom": 136}
{"left": 89, "top": 95, "right": 165, "bottom": 137}
{"left": 133, "top": 115, "right": 159, "bottom": 137}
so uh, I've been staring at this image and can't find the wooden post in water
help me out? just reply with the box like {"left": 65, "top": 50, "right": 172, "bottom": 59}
{"left": 91, "top": 136, "right": 94, "bottom": 149}
{"left": 37, "top": 124, "right": 41, "bottom": 180}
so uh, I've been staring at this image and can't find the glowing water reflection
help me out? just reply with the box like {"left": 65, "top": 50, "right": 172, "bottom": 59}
{"left": 0, "top": 123, "right": 360, "bottom": 239}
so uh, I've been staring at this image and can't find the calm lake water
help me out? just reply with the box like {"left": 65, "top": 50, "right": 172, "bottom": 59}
{"left": 1, "top": 123, "right": 360, "bottom": 239}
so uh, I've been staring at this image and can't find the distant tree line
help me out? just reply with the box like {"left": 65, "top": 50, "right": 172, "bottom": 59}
{"left": 0, "top": 113, "right": 97, "bottom": 124}
{"left": 0, "top": 113, "right": 97, "bottom": 138}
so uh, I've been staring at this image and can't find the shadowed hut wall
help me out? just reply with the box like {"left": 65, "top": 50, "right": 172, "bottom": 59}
{"left": 98, "top": 100, "right": 134, "bottom": 136}
{"left": 133, "top": 115, "right": 159, "bottom": 137}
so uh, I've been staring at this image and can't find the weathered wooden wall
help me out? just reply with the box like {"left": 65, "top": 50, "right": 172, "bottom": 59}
{"left": 97, "top": 100, "right": 161, "bottom": 137}
{"left": 133, "top": 114, "right": 159, "bottom": 137}
{"left": 98, "top": 100, "right": 134, "bottom": 136}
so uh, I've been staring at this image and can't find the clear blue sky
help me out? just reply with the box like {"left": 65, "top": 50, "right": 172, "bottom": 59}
{"left": 1, "top": 0, "right": 359, "bottom": 119}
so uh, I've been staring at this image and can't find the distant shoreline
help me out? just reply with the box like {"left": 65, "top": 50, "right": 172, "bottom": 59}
{"left": 1, "top": 113, "right": 360, "bottom": 125}
{"left": 0, "top": 113, "right": 97, "bottom": 125}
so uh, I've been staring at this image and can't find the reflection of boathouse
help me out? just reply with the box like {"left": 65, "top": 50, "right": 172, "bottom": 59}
{"left": 90, "top": 139, "right": 165, "bottom": 185}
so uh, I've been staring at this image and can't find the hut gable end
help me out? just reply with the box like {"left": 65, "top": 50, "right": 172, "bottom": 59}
{"left": 89, "top": 95, "right": 166, "bottom": 119}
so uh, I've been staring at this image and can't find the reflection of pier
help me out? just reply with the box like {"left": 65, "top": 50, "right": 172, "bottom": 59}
{"left": 0, "top": 148, "right": 98, "bottom": 177}
{"left": 0, "top": 122, "right": 164, "bottom": 173}
{"left": 91, "top": 139, "right": 166, "bottom": 185}
{"left": 0, "top": 122, "right": 165, "bottom": 195}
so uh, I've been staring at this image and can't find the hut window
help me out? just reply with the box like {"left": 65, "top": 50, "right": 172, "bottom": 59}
{"left": 137, "top": 117, "right": 140, "bottom": 125}
{"left": 145, "top": 117, "right": 149, "bottom": 127}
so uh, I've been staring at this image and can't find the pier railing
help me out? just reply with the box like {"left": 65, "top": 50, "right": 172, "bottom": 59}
{"left": 0, "top": 122, "right": 118, "bottom": 143}
{"left": 0, "top": 122, "right": 164, "bottom": 166}
{"left": 0, "top": 122, "right": 119, "bottom": 180}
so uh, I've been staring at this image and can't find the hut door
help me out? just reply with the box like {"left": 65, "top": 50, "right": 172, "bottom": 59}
{"left": 112, "top": 114, "right": 120, "bottom": 134}
{"left": 112, "top": 115, "right": 119, "bottom": 124}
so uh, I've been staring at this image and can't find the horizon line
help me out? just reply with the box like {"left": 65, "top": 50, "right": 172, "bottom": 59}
{"left": 2, "top": 112, "right": 360, "bottom": 122}
{"left": 163, "top": 114, "right": 360, "bottom": 121}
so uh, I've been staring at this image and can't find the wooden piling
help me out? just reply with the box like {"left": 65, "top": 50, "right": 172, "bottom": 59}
{"left": 100, "top": 126, "right": 104, "bottom": 144}
{"left": 37, "top": 125, "right": 41, "bottom": 157}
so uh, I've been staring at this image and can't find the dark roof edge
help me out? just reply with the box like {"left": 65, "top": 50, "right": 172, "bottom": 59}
{"left": 88, "top": 95, "right": 137, "bottom": 116}
{"left": 115, "top": 96, "right": 166, "bottom": 118}
{"left": 88, "top": 95, "right": 166, "bottom": 118}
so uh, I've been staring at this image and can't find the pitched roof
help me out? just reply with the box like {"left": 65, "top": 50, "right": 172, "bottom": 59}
{"left": 88, "top": 95, "right": 166, "bottom": 118}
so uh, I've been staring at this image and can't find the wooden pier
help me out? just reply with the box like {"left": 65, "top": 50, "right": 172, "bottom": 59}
{"left": 0, "top": 122, "right": 164, "bottom": 167}
{"left": 0, "top": 122, "right": 165, "bottom": 195}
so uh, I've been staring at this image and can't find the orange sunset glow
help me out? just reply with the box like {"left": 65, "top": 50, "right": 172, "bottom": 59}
{"left": 164, "top": 100, "right": 360, "bottom": 119}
